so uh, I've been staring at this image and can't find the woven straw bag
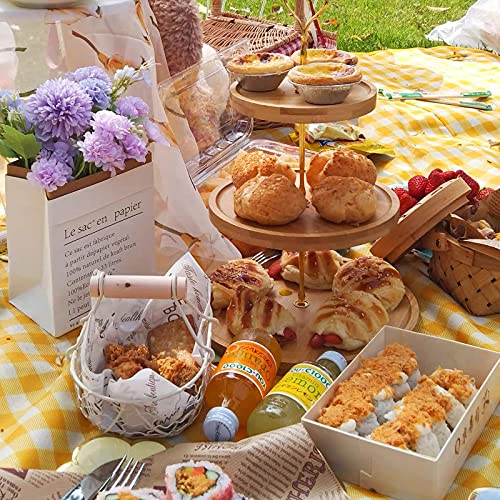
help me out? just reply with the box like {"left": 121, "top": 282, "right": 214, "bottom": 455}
{"left": 422, "top": 229, "right": 500, "bottom": 316}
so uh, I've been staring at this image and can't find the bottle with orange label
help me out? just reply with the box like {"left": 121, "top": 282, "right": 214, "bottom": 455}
{"left": 202, "top": 329, "right": 282, "bottom": 442}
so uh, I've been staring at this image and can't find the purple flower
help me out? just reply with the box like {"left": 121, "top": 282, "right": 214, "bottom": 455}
{"left": 27, "top": 156, "right": 72, "bottom": 192}
{"left": 78, "top": 131, "right": 126, "bottom": 175}
{"left": 69, "top": 66, "right": 111, "bottom": 86}
{"left": 121, "top": 133, "right": 147, "bottom": 162}
{"left": 40, "top": 140, "right": 75, "bottom": 168}
{"left": 0, "top": 89, "right": 22, "bottom": 109}
{"left": 144, "top": 119, "right": 170, "bottom": 146}
{"left": 24, "top": 78, "right": 92, "bottom": 141}
{"left": 78, "top": 77, "right": 111, "bottom": 109}
{"left": 115, "top": 96, "right": 149, "bottom": 119}
{"left": 91, "top": 110, "right": 131, "bottom": 141}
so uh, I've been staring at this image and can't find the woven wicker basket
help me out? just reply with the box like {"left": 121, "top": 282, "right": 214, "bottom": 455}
{"left": 423, "top": 229, "right": 500, "bottom": 316}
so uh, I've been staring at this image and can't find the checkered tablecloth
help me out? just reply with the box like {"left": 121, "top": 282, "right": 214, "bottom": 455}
{"left": 1, "top": 46, "right": 500, "bottom": 499}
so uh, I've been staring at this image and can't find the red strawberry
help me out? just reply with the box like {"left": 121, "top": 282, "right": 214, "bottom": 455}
{"left": 267, "top": 259, "right": 282, "bottom": 279}
{"left": 428, "top": 168, "right": 443, "bottom": 181}
{"left": 456, "top": 170, "right": 480, "bottom": 200}
{"left": 475, "top": 187, "right": 494, "bottom": 201}
{"left": 393, "top": 187, "right": 409, "bottom": 198}
{"left": 424, "top": 178, "right": 444, "bottom": 196}
{"left": 408, "top": 175, "right": 428, "bottom": 200}
{"left": 399, "top": 193, "right": 418, "bottom": 215}
{"left": 441, "top": 170, "right": 458, "bottom": 182}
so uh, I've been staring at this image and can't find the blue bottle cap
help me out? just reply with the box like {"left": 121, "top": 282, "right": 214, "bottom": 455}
{"left": 203, "top": 407, "right": 239, "bottom": 442}
{"left": 316, "top": 351, "right": 348, "bottom": 372}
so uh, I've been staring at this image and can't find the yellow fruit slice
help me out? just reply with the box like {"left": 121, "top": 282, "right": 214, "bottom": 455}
{"left": 73, "top": 437, "right": 131, "bottom": 474}
{"left": 129, "top": 441, "right": 167, "bottom": 460}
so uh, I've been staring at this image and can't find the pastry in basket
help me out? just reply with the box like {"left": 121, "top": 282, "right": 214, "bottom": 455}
{"left": 210, "top": 259, "right": 274, "bottom": 310}
{"left": 309, "top": 290, "right": 389, "bottom": 350}
{"left": 311, "top": 176, "right": 376, "bottom": 224}
{"left": 227, "top": 52, "right": 294, "bottom": 75}
{"left": 226, "top": 286, "right": 297, "bottom": 345}
{"left": 332, "top": 256, "right": 406, "bottom": 312}
{"left": 147, "top": 318, "right": 195, "bottom": 357}
{"left": 307, "top": 149, "right": 377, "bottom": 187}
{"left": 288, "top": 62, "right": 362, "bottom": 86}
{"left": 234, "top": 174, "right": 307, "bottom": 225}
{"left": 104, "top": 343, "right": 158, "bottom": 380}
{"left": 230, "top": 150, "right": 296, "bottom": 189}
{"left": 155, "top": 350, "right": 200, "bottom": 387}
{"left": 277, "top": 250, "right": 348, "bottom": 289}
{"left": 291, "top": 48, "right": 358, "bottom": 66}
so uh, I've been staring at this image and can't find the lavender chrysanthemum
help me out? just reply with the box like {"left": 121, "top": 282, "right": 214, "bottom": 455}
{"left": 78, "top": 77, "right": 111, "bottom": 109}
{"left": 69, "top": 66, "right": 111, "bottom": 85}
{"left": 24, "top": 78, "right": 92, "bottom": 142}
{"left": 115, "top": 96, "right": 149, "bottom": 119}
{"left": 39, "top": 140, "right": 75, "bottom": 168}
{"left": 27, "top": 157, "right": 72, "bottom": 192}
{"left": 91, "top": 110, "right": 132, "bottom": 141}
{"left": 78, "top": 131, "right": 126, "bottom": 175}
{"left": 121, "top": 133, "right": 147, "bottom": 162}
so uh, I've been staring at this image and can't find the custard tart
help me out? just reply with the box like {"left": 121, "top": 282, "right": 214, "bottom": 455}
{"left": 288, "top": 62, "right": 361, "bottom": 86}
{"left": 291, "top": 48, "right": 358, "bottom": 66}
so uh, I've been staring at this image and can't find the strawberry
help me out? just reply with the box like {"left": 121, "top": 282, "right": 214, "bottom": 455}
{"left": 399, "top": 193, "right": 418, "bottom": 215}
{"left": 428, "top": 168, "right": 443, "bottom": 181}
{"left": 408, "top": 175, "right": 428, "bottom": 200}
{"left": 393, "top": 187, "right": 409, "bottom": 198}
{"left": 456, "top": 170, "right": 480, "bottom": 200}
{"left": 424, "top": 177, "right": 444, "bottom": 196}
{"left": 441, "top": 170, "right": 458, "bottom": 182}
{"left": 475, "top": 187, "right": 494, "bottom": 201}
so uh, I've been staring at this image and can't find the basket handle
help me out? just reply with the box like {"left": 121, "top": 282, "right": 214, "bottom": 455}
{"left": 211, "top": 0, "right": 222, "bottom": 16}
{"left": 419, "top": 229, "right": 449, "bottom": 252}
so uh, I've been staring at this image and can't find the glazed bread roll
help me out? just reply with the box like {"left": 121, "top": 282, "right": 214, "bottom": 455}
{"left": 280, "top": 250, "right": 348, "bottom": 290}
{"left": 231, "top": 150, "right": 296, "bottom": 189}
{"left": 226, "top": 287, "right": 298, "bottom": 345}
{"left": 309, "top": 291, "right": 389, "bottom": 351}
{"left": 210, "top": 259, "right": 273, "bottom": 310}
{"left": 312, "top": 176, "right": 376, "bottom": 224}
{"left": 307, "top": 149, "right": 377, "bottom": 187}
{"left": 333, "top": 256, "right": 406, "bottom": 312}
{"left": 234, "top": 174, "right": 307, "bottom": 225}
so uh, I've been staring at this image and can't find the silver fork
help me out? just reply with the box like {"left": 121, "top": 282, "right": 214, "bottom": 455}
{"left": 252, "top": 248, "right": 281, "bottom": 266}
{"left": 97, "top": 456, "right": 145, "bottom": 497}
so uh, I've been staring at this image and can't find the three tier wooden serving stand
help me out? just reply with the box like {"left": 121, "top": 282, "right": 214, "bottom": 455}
{"left": 208, "top": 48, "right": 419, "bottom": 371}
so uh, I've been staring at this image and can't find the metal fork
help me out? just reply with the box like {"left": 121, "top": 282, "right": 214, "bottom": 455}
{"left": 97, "top": 456, "right": 145, "bottom": 497}
{"left": 252, "top": 248, "right": 281, "bottom": 266}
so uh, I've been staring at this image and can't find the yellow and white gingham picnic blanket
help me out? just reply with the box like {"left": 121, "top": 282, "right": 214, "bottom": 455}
{"left": 1, "top": 46, "right": 499, "bottom": 499}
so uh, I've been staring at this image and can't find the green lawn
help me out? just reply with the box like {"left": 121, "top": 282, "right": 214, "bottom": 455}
{"left": 204, "top": 0, "right": 473, "bottom": 52}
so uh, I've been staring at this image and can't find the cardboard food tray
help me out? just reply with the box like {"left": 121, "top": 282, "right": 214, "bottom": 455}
{"left": 302, "top": 326, "right": 500, "bottom": 500}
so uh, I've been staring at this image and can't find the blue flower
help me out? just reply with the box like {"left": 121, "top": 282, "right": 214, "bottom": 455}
{"left": 39, "top": 140, "right": 75, "bottom": 168}
{"left": 0, "top": 89, "right": 22, "bottom": 109}
{"left": 68, "top": 66, "right": 111, "bottom": 86}
{"left": 115, "top": 96, "right": 149, "bottom": 119}
{"left": 78, "top": 77, "right": 111, "bottom": 109}
{"left": 24, "top": 78, "right": 92, "bottom": 141}
{"left": 27, "top": 156, "right": 72, "bottom": 192}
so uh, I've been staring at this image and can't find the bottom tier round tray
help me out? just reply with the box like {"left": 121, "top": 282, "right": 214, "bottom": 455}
{"left": 212, "top": 279, "right": 420, "bottom": 374}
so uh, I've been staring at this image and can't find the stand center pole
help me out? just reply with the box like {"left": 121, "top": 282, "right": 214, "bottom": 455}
{"left": 294, "top": 250, "right": 309, "bottom": 308}
{"left": 298, "top": 123, "right": 306, "bottom": 193}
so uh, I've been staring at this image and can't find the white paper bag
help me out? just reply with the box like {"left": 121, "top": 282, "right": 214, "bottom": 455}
{"left": 6, "top": 162, "right": 155, "bottom": 337}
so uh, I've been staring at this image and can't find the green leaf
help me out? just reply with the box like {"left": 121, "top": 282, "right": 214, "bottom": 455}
{"left": 0, "top": 125, "right": 41, "bottom": 160}
{"left": 0, "top": 139, "right": 17, "bottom": 159}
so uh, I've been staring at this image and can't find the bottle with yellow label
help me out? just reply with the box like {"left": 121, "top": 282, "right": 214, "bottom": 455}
{"left": 203, "top": 329, "right": 282, "bottom": 442}
{"left": 246, "top": 351, "right": 346, "bottom": 436}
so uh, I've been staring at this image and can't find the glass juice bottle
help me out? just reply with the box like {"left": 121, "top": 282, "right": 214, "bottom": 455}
{"left": 246, "top": 351, "right": 347, "bottom": 436}
{"left": 203, "top": 328, "right": 282, "bottom": 441}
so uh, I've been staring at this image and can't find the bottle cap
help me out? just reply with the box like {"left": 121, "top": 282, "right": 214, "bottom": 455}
{"left": 316, "top": 351, "right": 348, "bottom": 372}
{"left": 203, "top": 407, "right": 239, "bottom": 442}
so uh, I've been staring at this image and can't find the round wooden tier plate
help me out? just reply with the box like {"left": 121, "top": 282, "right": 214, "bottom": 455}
{"left": 209, "top": 180, "right": 400, "bottom": 251}
{"left": 230, "top": 79, "right": 377, "bottom": 124}
{"left": 212, "top": 280, "right": 420, "bottom": 374}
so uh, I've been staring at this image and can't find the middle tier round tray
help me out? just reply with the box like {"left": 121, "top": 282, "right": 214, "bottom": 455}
{"left": 209, "top": 179, "right": 400, "bottom": 251}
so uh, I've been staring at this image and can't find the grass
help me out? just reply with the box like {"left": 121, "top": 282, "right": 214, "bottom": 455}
{"left": 203, "top": 0, "right": 473, "bottom": 52}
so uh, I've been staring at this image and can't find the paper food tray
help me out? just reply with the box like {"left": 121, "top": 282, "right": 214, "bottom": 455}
{"left": 302, "top": 326, "right": 500, "bottom": 500}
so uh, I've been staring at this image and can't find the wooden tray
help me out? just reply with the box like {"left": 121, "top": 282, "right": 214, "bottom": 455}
{"left": 230, "top": 79, "right": 378, "bottom": 124}
{"left": 209, "top": 180, "right": 399, "bottom": 251}
{"left": 212, "top": 280, "right": 420, "bottom": 374}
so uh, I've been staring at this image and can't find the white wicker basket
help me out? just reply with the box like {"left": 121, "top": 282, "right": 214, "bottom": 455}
{"left": 69, "top": 273, "right": 215, "bottom": 438}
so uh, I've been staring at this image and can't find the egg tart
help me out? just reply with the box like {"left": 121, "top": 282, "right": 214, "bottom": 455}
{"left": 288, "top": 62, "right": 361, "bottom": 86}
{"left": 291, "top": 49, "right": 358, "bottom": 66}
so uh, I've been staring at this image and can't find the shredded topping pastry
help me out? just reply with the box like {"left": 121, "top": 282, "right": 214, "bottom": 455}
{"left": 430, "top": 369, "right": 475, "bottom": 401}
{"left": 319, "top": 397, "right": 375, "bottom": 428}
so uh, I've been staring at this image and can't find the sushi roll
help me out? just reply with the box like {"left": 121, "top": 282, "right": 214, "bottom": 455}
{"left": 97, "top": 488, "right": 165, "bottom": 499}
{"left": 379, "top": 343, "right": 421, "bottom": 389}
{"left": 370, "top": 411, "right": 441, "bottom": 458}
{"left": 319, "top": 397, "right": 378, "bottom": 436}
{"left": 430, "top": 368, "right": 478, "bottom": 407}
{"left": 360, "top": 356, "right": 412, "bottom": 399}
{"left": 165, "top": 461, "right": 234, "bottom": 500}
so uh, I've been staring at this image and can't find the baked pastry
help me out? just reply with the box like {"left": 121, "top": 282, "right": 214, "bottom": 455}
{"left": 307, "top": 149, "right": 377, "bottom": 187}
{"left": 309, "top": 291, "right": 389, "bottom": 351}
{"left": 226, "top": 287, "right": 297, "bottom": 344}
{"left": 231, "top": 150, "right": 296, "bottom": 189}
{"left": 234, "top": 174, "right": 307, "bottom": 225}
{"left": 291, "top": 48, "right": 358, "bottom": 66}
{"left": 332, "top": 256, "right": 406, "bottom": 312}
{"left": 280, "top": 250, "right": 348, "bottom": 289}
{"left": 288, "top": 62, "right": 362, "bottom": 86}
{"left": 147, "top": 318, "right": 195, "bottom": 357}
{"left": 311, "top": 176, "right": 376, "bottom": 224}
{"left": 210, "top": 259, "right": 273, "bottom": 310}
{"left": 227, "top": 52, "right": 294, "bottom": 75}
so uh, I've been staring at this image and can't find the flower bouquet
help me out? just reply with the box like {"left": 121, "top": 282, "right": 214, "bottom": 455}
{"left": 4, "top": 63, "right": 160, "bottom": 337}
